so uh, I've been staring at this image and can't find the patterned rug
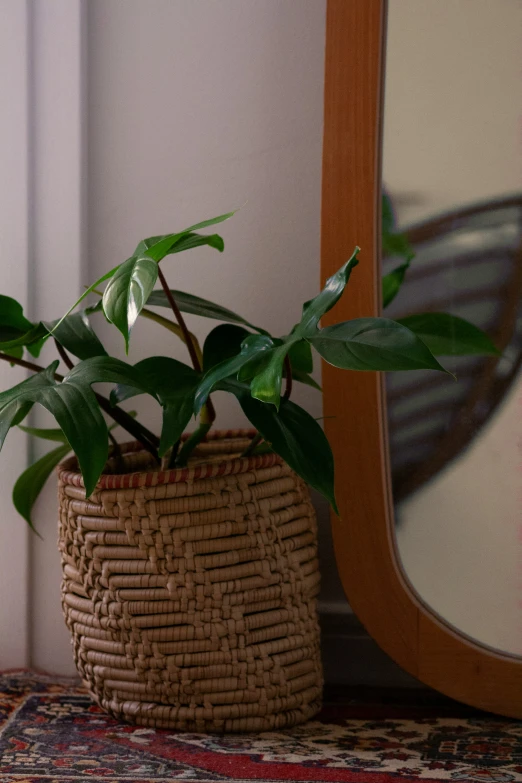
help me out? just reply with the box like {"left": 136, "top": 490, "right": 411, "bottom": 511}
{"left": 1, "top": 671, "right": 522, "bottom": 782}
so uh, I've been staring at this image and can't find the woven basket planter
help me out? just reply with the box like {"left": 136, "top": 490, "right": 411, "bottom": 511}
{"left": 57, "top": 430, "right": 323, "bottom": 733}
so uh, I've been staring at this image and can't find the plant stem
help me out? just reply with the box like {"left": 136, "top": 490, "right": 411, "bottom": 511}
{"left": 283, "top": 355, "right": 293, "bottom": 400}
{"left": 157, "top": 266, "right": 201, "bottom": 372}
{"left": 54, "top": 338, "right": 74, "bottom": 370}
{"left": 0, "top": 352, "right": 60, "bottom": 378}
{"left": 0, "top": 350, "right": 160, "bottom": 459}
{"left": 156, "top": 265, "right": 216, "bottom": 427}
{"left": 141, "top": 307, "right": 203, "bottom": 367}
{"left": 175, "top": 421, "right": 211, "bottom": 467}
{"left": 241, "top": 432, "right": 263, "bottom": 457}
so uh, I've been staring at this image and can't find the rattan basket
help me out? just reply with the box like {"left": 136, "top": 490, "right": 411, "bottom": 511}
{"left": 57, "top": 430, "right": 323, "bottom": 732}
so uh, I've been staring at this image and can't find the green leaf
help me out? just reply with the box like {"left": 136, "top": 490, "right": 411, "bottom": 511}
{"left": 0, "top": 321, "right": 49, "bottom": 354}
{"left": 292, "top": 370, "right": 322, "bottom": 391}
{"left": 49, "top": 266, "right": 119, "bottom": 335}
{"left": 309, "top": 317, "right": 451, "bottom": 374}
{"left": 102, "top": 256, "right": 158, "bottom": 351}
{"left": 44, "top": 313, "right": 107, "bottom": 361}
{"left": 110, "top": 356, "right": 200, "bottom": 457}
{"left": 250, "top": 343, "right": 293, "bottom": 409}
{"left": 0, "top": 400, "right": 33, "bottom": 448}
{"left": 13, "top": 442, "right": 72, "bottom": 530}
{"left": 0, "top": 295, "right": 33, "bottom": 342}
{"left": 226, "top": 381, "right": 337, "bottom": 512}
{"left": 65, "top": 356, "right": 158, "bottom": 395}
{"left": 203, "top": 324, "right": 251, "bottom": 372}
{"left": 147, "top": 289, "right": 266, "bottom": 333}
{"left": 194, "top": 334, "right": 274, "bottom": 414}
{"left": 18, "top": 424, "right": 68, "bottom": 442}
{"left": 382, "top": 259, "right": 412, "bottom": 309}
{"left": 382, "top": 231, "right": 414, "bottom": 261}
{"left": 295, "top": 248, "right": 360, "bottom": 337}
{"left": 397, "top": 313, "right": 500, "bottom": 357}
{"left": 0, "top": 361, "right": 108, "bottom": 496}
{"left": 136, "top": 211, "right": 235, "bottom": 262}
{"left": 288, "top": 340, "right": 313, "bottom": 374}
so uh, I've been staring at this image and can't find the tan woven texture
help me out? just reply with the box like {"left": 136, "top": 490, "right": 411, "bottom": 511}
{"left": 57, "top": 431, "right": 323, "bottom": 733}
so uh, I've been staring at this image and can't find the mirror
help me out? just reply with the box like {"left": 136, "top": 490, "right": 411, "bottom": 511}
{"left": 383, "top": 0, "right": 522, "bottom": 654}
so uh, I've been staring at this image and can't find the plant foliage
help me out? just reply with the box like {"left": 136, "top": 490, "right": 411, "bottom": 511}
{"left": 0, "top": 208, "right": 499, "bottom": 529}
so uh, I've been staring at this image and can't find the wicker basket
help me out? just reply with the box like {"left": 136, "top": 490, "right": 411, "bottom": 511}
{"left": 57, "top": 430, "right": 323, "bottom": 732}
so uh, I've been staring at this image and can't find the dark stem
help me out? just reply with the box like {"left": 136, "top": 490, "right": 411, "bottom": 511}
{"left": 156, "top": 264, "right": 216, "bottom": 424}
{"left": 54, "top": 339, "right": 74, "bottom": 371}
{"left": 0, "top": 350, "right": 160, "bottom": 459}
{"left": 240, "top": 432, "right": 263, "bottom": 457}
{"left": 283, "top": 354, "right": 293, "bottom": 400}
{"left": 157, "top": 265, "right": 201, "bottom": 372}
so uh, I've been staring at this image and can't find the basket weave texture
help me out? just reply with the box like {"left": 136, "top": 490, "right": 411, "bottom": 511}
{"left": 57, "top": 431, "right": 323, "bottom": 733}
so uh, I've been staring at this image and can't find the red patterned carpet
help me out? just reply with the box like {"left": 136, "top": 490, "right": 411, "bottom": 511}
{"left": 1, "top": 671, "right": 522, "bottom": 782}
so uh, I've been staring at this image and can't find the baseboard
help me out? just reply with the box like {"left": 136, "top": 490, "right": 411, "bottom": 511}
{"left": 319, "top": 610, "right": 421, "bottom": 688}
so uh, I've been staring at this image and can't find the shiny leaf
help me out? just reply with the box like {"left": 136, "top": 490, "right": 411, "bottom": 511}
{"left": 226, "top": 381, "right": 337, "bottom": 512}
{"left": 147, "top": 289, "right": 265, "bottom": 333}
{"left": 250, "top": 343, "right": 293, "bottom": 409}
{"left": 309, "top": 318, "right": 450, "bottom": 373}
{"left": 194, "top": 334, "right": 274, "bottom": 414}
{"left": 397, "top": 313, "right": 500, "bottom": 356}
{"left": 136, "top": 211, "right": 235, "bottom": 261}
{"left": 102, "top": 256, "right": 158, "bottom": 351}
{"left": 295, "top": 248, "right": 360, "bottom": 337}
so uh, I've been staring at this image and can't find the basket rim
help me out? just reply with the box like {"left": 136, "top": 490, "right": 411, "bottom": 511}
{"left": 57, "top": 428, "right": 283, "bottom": 490}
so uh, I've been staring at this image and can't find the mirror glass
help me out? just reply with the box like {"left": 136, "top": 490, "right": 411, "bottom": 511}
{"left": 383, "top": 0, "right": 522, "bottom": 654}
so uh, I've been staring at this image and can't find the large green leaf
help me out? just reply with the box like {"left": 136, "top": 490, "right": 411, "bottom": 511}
{"left": 111, "top": 356, "right": 200, "bottom": 456}
{"left": 0, "top": 361, "right": 108, "bottom": 496}
{"left": 65, "top": 356, "right": 158, "bottom": 396}
{"left": 397, "top": 313, "right": 500, "bottom": 357}
{"left": 13, "top": 442, "right": 72, "bottom": 530}
{"left": 382, "top": 259, "right": 411, "bottom": 309}
{"left": 202, "top": 324, "right": 251, "bottom": 372}
{"left": 136, "top": 211, "right": 235, "bottom": 262}
{"left": 294, "top": 248, "right": 360, "bottom": 337}
{"left": 45, "top": 313, "right": 107, "bottom": 361}
{"left": 194, "top": 334, "right": 274, "bottom": 414}
{"left": 147, "top": 289, "right": 266, "bottom": 333}
{"left": 225, "top": 381, "right": 337, "bottom": 512}
{"left": 308, "top": 317, "right": 450, "bottom": 373}
{"left": 102, "top": 255, "right": 158, "bottom": 352}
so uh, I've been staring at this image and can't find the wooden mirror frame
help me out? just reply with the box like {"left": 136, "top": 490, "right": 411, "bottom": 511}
{"left": 321, "top": 0, "right": 522, "bottom": 717}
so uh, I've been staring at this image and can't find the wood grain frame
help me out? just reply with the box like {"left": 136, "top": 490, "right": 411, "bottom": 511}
{"left": 321, "top": 0, "right": 522, "bottom": 717}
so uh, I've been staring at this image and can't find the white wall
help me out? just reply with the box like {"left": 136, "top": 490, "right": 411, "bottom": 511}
{"left": 383, "top": 0, "right": 522, "bottom": 654}
{"left": 19, "top": 0, "right": 332, "bottom": 675}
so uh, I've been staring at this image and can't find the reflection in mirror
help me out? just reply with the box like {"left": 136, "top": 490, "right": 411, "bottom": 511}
{"left": 382, "top": 0, "right": 522, "bottom": 654}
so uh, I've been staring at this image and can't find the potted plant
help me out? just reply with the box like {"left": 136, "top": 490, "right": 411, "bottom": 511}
{"left": 0, "top": 211, "right": 497, "bottom": 732}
